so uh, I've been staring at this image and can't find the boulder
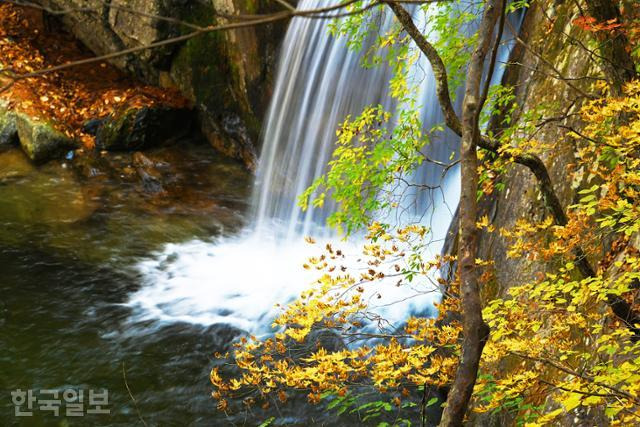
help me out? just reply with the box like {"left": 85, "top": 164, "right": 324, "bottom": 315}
{"left": 15, "top": 113, "right": 76, "bottom": 163}
{"left": 82, "top": 118, "right": 105, "bottom": 136}
{"left": 95, "top": 106, "right": 192, "bottom": 151}
{"left": 199, "top": 109, "right": 257, "bottom": 171}
{"left": 132, "top": 151, "right": 165, "bottom": 194}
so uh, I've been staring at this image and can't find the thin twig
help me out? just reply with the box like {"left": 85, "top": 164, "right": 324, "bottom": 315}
{"left": 0, "top": 0, "right": 386, "bottom": 92}
{"left": 122, "top": 362, "right": 148, "bottom": 427}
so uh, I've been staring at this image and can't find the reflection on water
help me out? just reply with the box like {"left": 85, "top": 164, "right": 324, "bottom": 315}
{"left": 0, "top": 141, "right": 250, "bottom": 261}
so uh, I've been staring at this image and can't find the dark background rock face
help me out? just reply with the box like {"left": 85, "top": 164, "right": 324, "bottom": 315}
{"left": 31, "top": 0, "right": 288, "bottom": 168}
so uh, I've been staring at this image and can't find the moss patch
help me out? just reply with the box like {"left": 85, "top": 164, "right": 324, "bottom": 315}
{"left": 15, "top": 113, "right": 76, "bottom": 163}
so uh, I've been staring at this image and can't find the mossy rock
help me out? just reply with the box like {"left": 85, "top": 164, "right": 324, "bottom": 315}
{"left": 0, "top": 150, "right": 96, "bottom": 227}
{"left": 95, "top": 106, "right": 193, "bottom": 151}
{"left": 0, "top": 107, "right": 18, "bottom": 148}
{"left": 15, "top": 113, "right": 76, "bottom": 163}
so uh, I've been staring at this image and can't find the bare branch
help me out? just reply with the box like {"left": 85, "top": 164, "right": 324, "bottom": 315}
{"left": 384, "top": 0, "right": 462, "bottom": 135}
{"left": 6, "top": 0, "right": 205, "bottom": 30}
{"left": 505, "top": 19, "right": 597, "bottom": 99}
{"left": 0, "top": 0, "right": 384, "bottom": 89}
{"left": 477, "top": 0, "right": 507, "bottom": 122}
{"left": 512, "top": 352, "right": 640, "bottom": 405}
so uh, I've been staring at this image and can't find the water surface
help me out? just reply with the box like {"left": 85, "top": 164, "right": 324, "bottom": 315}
{"left": 0, "top": 141, "right": 255, "bottom": 426}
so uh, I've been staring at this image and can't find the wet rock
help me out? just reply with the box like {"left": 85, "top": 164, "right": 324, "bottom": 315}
{"left": 82, "top": 118, "right": 106, "bottom": 136}
{"left": 132, "top": 151, "right": 165, "bottom": 194}
{"left": 132, "top": 151, "right": 156, "bottom": 170}
{"left": 15, "top": 113, "right": 76, "bottom": 163}
{"left": 221, "top": 113, "right": 258, "bottom": 171}
{"left": 138, "top": 322, "right": 245, "bottom": 356}
{"left": 0, "top": 105, "right": 18, "bottom": 148}
{"left": 95, "top": 106, "right": 192, "bottom": 151}
{"left": 306, "top": 328, "right": 346, "bottom": 353}
{"left": 107, "top": 0, "right": 169, "bottom": 69}
{"left": 28, "top": 0, "right": 285, "bottom": 168}
{"left": 205, "top": 323, "right": 246, "bottom": 352}
{"left": 199, "top": 110, "right": 257, "bottom": 171}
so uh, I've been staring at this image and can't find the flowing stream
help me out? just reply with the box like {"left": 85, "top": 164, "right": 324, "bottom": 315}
{"left": 1, "top": 2, "right": 522, "bottom": 424}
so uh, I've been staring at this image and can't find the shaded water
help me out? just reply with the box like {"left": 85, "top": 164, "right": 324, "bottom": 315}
{"left": 0, "top": 142, "right": 258, "bottom": 425}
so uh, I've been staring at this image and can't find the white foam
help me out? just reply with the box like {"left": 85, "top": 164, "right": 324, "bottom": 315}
{"left": 129, "top": 225, "right": 445, "bottom": 334}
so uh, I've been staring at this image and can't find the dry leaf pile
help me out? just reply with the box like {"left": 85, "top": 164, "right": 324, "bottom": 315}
{"left": 0, "top": 3, "right": 190, "bottom": 149}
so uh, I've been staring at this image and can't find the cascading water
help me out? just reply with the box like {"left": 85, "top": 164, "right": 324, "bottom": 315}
{"left": 128, "top": 1, "right": 522, "bottom": 333}
{"left": 253, "top": 0, "right": 396, "bottom": 240}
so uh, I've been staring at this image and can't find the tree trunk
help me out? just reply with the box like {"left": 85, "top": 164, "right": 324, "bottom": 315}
{"left": 438, "top": 0, "right": 501, "bottom": 425}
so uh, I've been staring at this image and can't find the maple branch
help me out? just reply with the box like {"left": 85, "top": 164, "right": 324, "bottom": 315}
{"left": 384, "top": 3, "right": 571, "bottom": 255}
{"left": 384, "top": 0, "right": 461, "bottom": 136}
{"left": 477, "top": 0, "right": 507, "bottom": 123}
{"left": 438, "top": 0, "right": 501, "bottom": 423}
{"left": 539, "top": 379, "right": 627, "bottom": 399}
{"left": 512, "top": 352, "right": 640, "bottom": 405}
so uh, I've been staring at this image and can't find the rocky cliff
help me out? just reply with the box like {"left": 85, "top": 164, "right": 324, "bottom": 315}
{"left": 31, "top": 0, "right": 287, "bottom": 169}
{"left": 464, "top": 1, "right": 622, "bottom": 424}
{"left": 475, "top": 0, "right": 597, "bottom": 304}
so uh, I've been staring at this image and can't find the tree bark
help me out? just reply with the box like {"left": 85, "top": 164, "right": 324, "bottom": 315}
{"left": 438, "top": 1, "right": 501, "bottom": 425}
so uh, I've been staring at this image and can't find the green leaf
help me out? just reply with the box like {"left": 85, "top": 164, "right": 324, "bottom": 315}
{"left": 258, "top": 417, "right": 276, "bottom": 427}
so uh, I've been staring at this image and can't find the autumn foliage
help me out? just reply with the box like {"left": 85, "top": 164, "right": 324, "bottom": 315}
{"left": 200, "top": 0, "right": 640, "bottom": 420}
{"left": 573, "top": 1, "right": 639, "bottom": 35}
{"left": 0, "top": 3, "right": 189, "bottom": 149}
{"left": 210, "top": 225, "right": 462, "bottom": 418}
{"left": 210, "top": 74, "right": 640, "bottom": 424}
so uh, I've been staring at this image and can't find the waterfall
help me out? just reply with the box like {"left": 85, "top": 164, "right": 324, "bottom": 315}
{"left": 252, "top": 0, "right": 395, "bottom": 240}
{"left": 128, "top": 1, "right": 522, "bottom": 332}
